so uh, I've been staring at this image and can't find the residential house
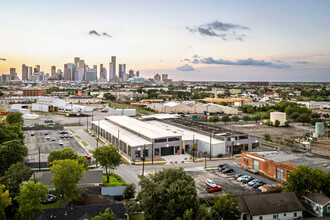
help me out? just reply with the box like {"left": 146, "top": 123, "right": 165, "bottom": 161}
{"left": 303, "top": 192, "right": 330, "bottom": 218}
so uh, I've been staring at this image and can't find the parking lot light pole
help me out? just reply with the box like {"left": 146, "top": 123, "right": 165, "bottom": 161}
{"left": 209, "top": 131, "right": 213, "bottom": 160}
{"left": 142, "top": 144, "right": 146, "bottom": 176}
{"left": 204, "top": 154, "right": 207, "bottom": 169}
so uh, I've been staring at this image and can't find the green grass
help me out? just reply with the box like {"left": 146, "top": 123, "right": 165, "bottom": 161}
{"left": 75, "top": 135, "right": 81, "bottom": 139}
{"left": 135, "top": 162, "right": 167, "bottom": 166}
{"left": 253, "top": 111, "right": 269, "bottom": 118}
{"left": 103, "top": 173, "right": 126, "bottom": 186}
{"left": 129, "top": 213, "right": 144, "bottom": 220}
{"left": 43, "top": 199, "right": 63, "bottom": 209}
{"left": 82, "top": 142, "right": 88, "bottom": 146}
{"left": 69, "top": 129, "right": 75, "bottom": 133}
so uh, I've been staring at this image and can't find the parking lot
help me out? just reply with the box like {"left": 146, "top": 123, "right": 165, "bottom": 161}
{"left": 24, "top": 129, "right": 88, "bottom": 163}
{"left": 189, "top": 164, "right": 276, "bottom": 199}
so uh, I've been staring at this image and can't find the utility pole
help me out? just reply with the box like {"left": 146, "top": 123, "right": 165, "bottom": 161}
{"left": 142, "top": 144, "right": 146, "bottom": 176}
{"left": 204, "top": 153, "right": 207, "bottom": 169}
{"left": 209, "top": 131, "right": 213, "bottom": 160}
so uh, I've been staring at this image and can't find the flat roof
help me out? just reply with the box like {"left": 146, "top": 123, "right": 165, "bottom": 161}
{"left": 94, "top": 120, "right": 151, "bottom": 147}
{"left": 105, "top": 116, "right": 181, "bottom": 139}
{"left": 142, "top": 114, "right": 180, "bottom": 120}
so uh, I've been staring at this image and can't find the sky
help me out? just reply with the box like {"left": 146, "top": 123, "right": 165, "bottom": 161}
{"left": 0, "top": 0, "right": 330, "bottom": 81}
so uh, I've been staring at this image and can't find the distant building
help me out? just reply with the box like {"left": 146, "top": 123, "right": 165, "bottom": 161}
{"left": 85, "top": 70, "right": 97, "bottom": 81}
{"left": 28, "top": 67, "right": 32, "bottom": 80}
{"left": 154, "top": 73, "right": 161, "bottom": 82}
{"left": 64, "top": 64, "right": 72, "bottom": 81}
{"left": 303, "top": 193, "right": 330, "bottom": 218}
{"left": 10, "top": 68, "right": 17, "bottom": 80}
{"left": 246, "top": 81, "right": 269, "bottom": 87}
{"left": 51, "top": 66, "right": 56, "bottom": 78}
{"left": 136, "top": 71, "right": 139, "bottom": 77}
{"left": 34, "top": 65, "right": 40, "bottom": 73}
{"left": 1, "top": 74, "right": 10, "bottom": 82}
{"left": 270, "top": 112, "right": 286, "bottom": 126}
{"left": 128, "top": 69, "right": 134, "bottom": 78}
{"left": 110, "top": 56, "right": 116, "bottom": 81}
{"left": 162, "top": 74, "right": 168, "bottom": 81}
{"left": 22, "top": 64, "right": 29, "bottom": 81}
{"left": 23, "top": 88, "right": 47, "bottom": 96}
{"left": 77, "top": 60, "right": 85, "bottom": 81}
{"left": 118, "top": 64, "right": 123, "bottom": 79}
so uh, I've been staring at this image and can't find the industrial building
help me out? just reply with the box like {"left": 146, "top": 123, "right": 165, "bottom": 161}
{"left": 32, "top": 97, "right": 93, "bottom": 113}
{"left": 23, "top": 88, "right": 47, "bottom": 96}
{"left": 92, "top": 115, "right": 259, "bottom": 161}
{"left": 270, "top": 112, "right": 286, "bottom": 126}
{"left": 148, "top": 101, "right": 238, "bottom": 115}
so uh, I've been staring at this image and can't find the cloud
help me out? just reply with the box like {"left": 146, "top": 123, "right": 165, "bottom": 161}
{"left": 89, "top": 30, "right": 101, "bottom": 36}
{"left": 192, "top": 57, "right": 289, "bottom": 69}
{"left": 183, "top": 58, "right": 191, "bottom": 62}
{"left": 0, "top": 58, "right": 6, "bottom": 61}
{"left": 102, "top": 32, "right": 111, "bottom": 38}
{"left": 186, "top": 21, "right": 248, "bottom": 41}
{"left": 295, "top": 61, "right": 308, "bottom": 64}
{"left": 176, "top": 64, "right": 195, "bottom": 71}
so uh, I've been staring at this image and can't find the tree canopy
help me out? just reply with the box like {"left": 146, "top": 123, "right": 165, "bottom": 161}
{"left": 91, "top": 208, "right": 116, "bottom": 220}
{"left": 47, "top": 147, "right": 87, "bottom": 167}
{"left": 221, "top": 115, "right": 230, "bottom": 124}
{"left": 209, "top": 115, "right": 220, "bottom": 123}
{"left": 15, "top": 182, "right": 48, "bottom": 220}
{"left": 211, "top": 191, "right": 240, "bottom": 220}
{"left": 0, "top": 140, "right": 28, "bottom": 176}
{"left": 137, "top": 167, "right": 199, "bottom": 220}
{"left": 50, "top": 159, "right": 85, "bottom": 202}
{"left": 0, "top": 122, "right": 25, "bottom": 145}
{"left": 6, "top": 112, "right": 24, "bottom": 125}
{"left": 123, "top": 183, "right": 136, "bottom": 200}
{"left": 0, "top": 184, "right": 12, "bottom": 220}
{"left": 0, "top": 162, "right": 32, "bottom": 197}
{"left": 91, "top": 145, "right": 121, "bottom": 183}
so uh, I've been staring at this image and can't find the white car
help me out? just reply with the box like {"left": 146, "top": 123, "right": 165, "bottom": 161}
{"left": 58, "top": 141, "right": 63, "bottom": 146}
{"left": 248, "top": 179, "right": 260, "bottom": 186}
{"left": 64, "top": 134, "right": 69, "bottom": 138}
{"left": 69, "top": 134, "right": 73, "bottom": 138}
{"left": 51, "top": 137, "right": 56, "bottom": 141}
{"left": 205, "top": 179, "right": 216, "bottom": 187}
{"left": 46, "top": 135, "right": 50, "bottom": 140}
{"left": 237, "top": 175, "right": 249, "bottom": 182}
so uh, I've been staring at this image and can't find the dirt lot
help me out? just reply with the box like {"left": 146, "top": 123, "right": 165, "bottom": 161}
{"left": 221, "top": 123, "right": 312, "bottom": 139}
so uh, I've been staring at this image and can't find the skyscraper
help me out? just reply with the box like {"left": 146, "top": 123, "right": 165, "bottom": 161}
{"left": 110, "top": 56, "right": 116, "bottom": 79}
{"left": 109, "top": 62, "right": 114, "bottom": 81}
{"left": 100, "top": 64, "right": 104, "bottom": 79}
{"left": 22, "top": 64, "right": 28, "bottom": 81}
{"left": 162, "top": 74, "right": 168, "bottom": 81}
{"left": 118, "top": 64, "right": 123, "bottom": 79}
{"left": 123, "top": 64, "right": 126, "bottom": 75}
{"left": 128, "top": 69, "right": 134, "bottom": 78}
{"left": 77, "top": 60, "right": 85, "bottom": 81}
{"left": 136, "top": 71, "right": 140, "bottom": 77}
{"left": 35, "top": 65, "right": 40, "bottom": 73}
{"left": 74, "top": 57, "right": 80, "bottom": 65}
{"left": 28, "top": 67, "right": 32, "bottom": 80}
{"left": 51, "top": 66, "right": 56, "bottom": 78}
{"left": 10, "top": 68, "right": 17, "bottom": 80}
{"left": 154, "top": 73, "right": 161, "bottom": 82}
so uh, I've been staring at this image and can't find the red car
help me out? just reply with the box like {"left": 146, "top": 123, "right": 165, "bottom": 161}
{"left": 205, "top": 185, "right": 222, "bottom": 193}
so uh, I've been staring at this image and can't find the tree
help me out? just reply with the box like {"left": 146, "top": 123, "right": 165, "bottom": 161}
{"left": 0, "top": 122, "right": 24, "bottom": 145}
{"left": 242, "top": 115, "right": 250, "bottom": 123}
{"left": 252, "top": 115, "right": 261, "bottom": 123}
{"left": 0, "top": 184, "right": 12, "bottom": 220}
{"left": 290, "top": 112, "right": 300, "bottom": 120}
{"left": 211, "top": 191, "right": 240, "bottom": 220}
{"left": 103, "top": 93, "right": 116, "bottom": 101}
{"left": 0, "top": 162, "right": 33, "bottom": 197}
{"left": 221, "top": 115, "right": 230, "bottom": 124}
{"left": 6, "top": 112, "right": 24, "bottom": 125}
{"left": 47, "top": 147, "right": 87, "bottom": 167}
{"left": 15, "top": 182, "right": 48, "bottom": 220}
{"left": 297, "top": 113, "right": 311, "bottom": 125}
{"left": 123, "top": 183, "right": 136, "bottom": 200}
{"left": 208, "top": 115, "right": 219, "bottom": 123}
{"left": 0, "top": 140, "right": 28, "bottom": 176}
{"left": 92, "top": 208, "right": 116, "bottom": 220}
{"left": 91, "top": 145, "right": 121, "bottom": 183}
{"left": 283, "top": 166, "right": 330, "bottom": 197}
{"left": 274, "top": 120, "right": 280, "bottom": 127}
{"left": 137, "top": 168, "right": 199, "bottom": 220}
{"left": 50, "top": 159, "right": 85, "bottom": 202}
{"left": 232, "top": 115, "right": 240, "bottom": 123}
{"left": 263, "top": 133, "right": 272, "bottom": 142}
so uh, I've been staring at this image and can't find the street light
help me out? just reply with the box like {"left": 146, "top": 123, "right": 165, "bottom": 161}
{"left": 204, "top": 153, "right": 207, "bottom": 169}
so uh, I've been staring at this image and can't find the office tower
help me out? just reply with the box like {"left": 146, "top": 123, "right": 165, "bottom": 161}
{"left": 162, "top": 74, "right": 168, "bottom": 81}
{"left": 10, "top": 68, "right": 17, "bottom": 80}
{"left": 64, "top": 64, "right": 71, "bottom": 81}
{"left": 118, "top": 64, "right": 123, "bottom": 79}
{"left": 28, "top": 67, "right": 32, "bottom": 80}
{"left": 51, "top": 66, "right": 56, "bottom": 78}
{"left": 128, "top": 70, "right": 134, "bottom": 78}
{"left": 99, "top": 64, "right": 104, "bottom": 79}
{"left": 77, "top": 60, "right": 85, "bottom": 81}
{"left": 136, "top": 71, "right": 140, "bottom": 77}
{"left": 93, "top": 65, "right": 97, "bottom": 73}
{"left": 85, "top": 70, "right": 97, "bottom": 81}
{"left": 35, "top": 65, "right": 40, "bottom": 73}
{"left": 154, "top": 73, "right": 161, "bottom": 82}
{"left": 109, "top": 63, "right": 113, "bottom": 81}
{"left": 111, "top": 56, "right": 116, "bottom": 74}
{"left": 74, "top": 57, "right": 80, "bottom": 65}
{"left": 123, "top": 64, "right": 126, "bottom": 75}
{"left": 22, "top": 64, "right": 29, "bottom": 81}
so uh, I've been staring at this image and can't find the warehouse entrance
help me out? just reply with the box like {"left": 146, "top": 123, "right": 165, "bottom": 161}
{"left": 161, "top": 146, "right": 174, "bottom": 156}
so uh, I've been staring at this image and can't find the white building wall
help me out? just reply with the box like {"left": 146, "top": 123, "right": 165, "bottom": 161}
{"left": 197, "top": 140, "right": 226, "bottom": 157}
{"left": 252, "top": 211, "right": 303, "bottom": 220}
{"left": 32, "top": 103, "right": 49, "bottom": 112}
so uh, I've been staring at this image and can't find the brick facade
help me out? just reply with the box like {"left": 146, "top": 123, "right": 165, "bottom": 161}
{"left": 23, "top": 89, "right": 47, "bottom": 96}
{"left": 241, "top": 152, "right": 296, "bottom": 181}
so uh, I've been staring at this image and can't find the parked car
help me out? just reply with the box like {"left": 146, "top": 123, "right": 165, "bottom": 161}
{"left": 44, "top": 131, "right": 48, "bottom": 135}
{"left": 222, "top": 168, "right": 234, "bottom": 173}
{"left": 41, "top": 194, "right": 57, "bottom": 204}
{"left": 60, "top": 134, "right": 64, "bottom": 138}
{"left": 45, "top": 135, "right": 50, "bottom": 140}
{"left": 242, "top": 176, "right": 253, "bottom": 184}
{"left": 58, "top": 141, "right": 63, "bottom": 145}
{"left": 253, "top": 181, "right": 265, "bottom": 188}
{"left": 64, "top": 134, "right": 69, "bottom": 138}
{"left": 248, "top": 179, "right": 260, "bottom": 186}
{"left": 205, "top": 185, "right": 222, "bottom": 193}
{"left": 85, "top": 155, "right": 91, "bottom": 160}
{"left": 31, "top": 132, "right": 35, "bottom": 136}
{"left": 51, "top": 137, "right": 56, "bottom": 141}
{"left": 206, "top": 179, "right": 216, "bottom": 187}
{"left": 237, "top": 175, "right": 250, "bottom": 182}
{"left": 218, "top": 164, "right": 226, "bottom": 170}
{"left": 235, "top": 173, "right": 243, "bottom": 179}
{"left": 69, "top": 134, "right": 73, "bottom": 138}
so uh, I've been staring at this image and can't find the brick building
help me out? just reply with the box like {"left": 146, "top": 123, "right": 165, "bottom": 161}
{"left": 23, "top": 88, "right": 47, "bottom": 96}
{"left": 240, "top": 152, "right": 296, "bottom": 181}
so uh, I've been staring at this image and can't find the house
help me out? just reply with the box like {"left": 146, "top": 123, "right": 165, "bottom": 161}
{"left": 303, "top": 192, "right": 330, "bottom": 217}
{"left": 238, "top": 192, "right": 305, "bottom": 220}
{"left": 264, "top": 91, "right": 279, "bottom": 99}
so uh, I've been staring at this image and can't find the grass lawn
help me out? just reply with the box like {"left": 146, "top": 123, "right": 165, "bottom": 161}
{"left": 103, "top": 173, "right": 126, "bottom": 187}
{"left": 75, "top": 135, "right": 81, "bottom": 139}
{"left": 253, "top": 111, "right": 269, "bottom": 118}
{"left": 43, "top": 199, "right": 63, "bottom": 209}
{"left": 69, "top": 129, "right": 75, "bottom": 133}
{"left": 82, "top": 142, "right": 88, "bottom": 146}
{"left": 129, "top": 213, "right": 144, "bottom": 220}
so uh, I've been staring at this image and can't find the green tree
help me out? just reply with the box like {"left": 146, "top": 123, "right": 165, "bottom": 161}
{"left": 0, "top": 140, "right": 28, "bottom": 176}
{"left": 232, "top": 115, "right": 240, "bottom": 123}
{"left": 0, "top": 184, "right": 12, "bottom": 220}
{"left": 15, "top": 182, "right": 48, "bottom": 220}
{"left": 47, "top": 147, "right": 87, "bottom": 167}
{"left": 123, "top": 183, "right": 136, "bottom": 200}
{"left": 91, "top": 208, "right": 116, "bottom": 220}
{"left": 211, "top": 191, "right": 240, "bottom": 220}
{"left": 137, "top": 167, "right": 199, "bottom": 220}
{"left": 208, "top": 115, "right": 219, "bottom": 123}
{"left": 290, "top": 112, "right": 300, "bottom": 120}
{"left": 0, "top": 122, "right": 24, "bottom": 145}
{"left": 103, "top": 93, "right": 116, "bottom": 101}
{"left": 221, "top": 115, "right": 230, "bottom": 124}
{"left": 6, "top": 112, "right": 24, "bottom": 125}
{"left": 263, "top": 133, "right": 272, "bottom": 142}
{"left": 50, "top": 159, "right": 85, "bottom": 202}
{"left": 91, "top": 145, "right": 121, "bottom": 183}
{"left": 252, "top": 115, "right": 262, "bottom": 123}
{"left": 274, "top": 120, "right": 280, "bottom": 127}
{"left": 297, "top": 113, "right": 311, "bottom": 125}
{"left": 242, "top": 115, "right": 250, "bottom": 123}
{"left": 0, "top": 162, "right": 33, "bottom": 197}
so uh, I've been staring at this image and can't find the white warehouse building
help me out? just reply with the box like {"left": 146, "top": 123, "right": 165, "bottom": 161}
{"left": 91, "top": 116, "right": 226, "bottom": 161}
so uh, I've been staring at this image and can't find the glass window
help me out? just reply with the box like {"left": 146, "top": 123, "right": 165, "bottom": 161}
{"left": 155, "top": 148, "right": 160, "bottom": 156}
{"left": 155, "top": 138, "right": 167, "bottom": 143}
{"left": 143, "top": 149, "right": 148, "bottom": 157}
{"left": 294, "top": 213, "right": 297, "bottom": 217}
{"left": 135, "top": 150, "right": 141, "bottom": 158}
{"left": 168, "top": 137, "right": 180, "bottom": 142}
{"left": 259, "top": 217, "right": 263, "bottom": 220}
{"left": 273, "top": 215, "right": 276, "bottom": 219}
{"left": 276, "top": 168, "right": 284, "bottom": 180}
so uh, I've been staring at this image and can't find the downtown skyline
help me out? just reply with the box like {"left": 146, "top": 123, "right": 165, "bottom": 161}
{"left": 0, "top": 0, "right": 330, "bottom": 82}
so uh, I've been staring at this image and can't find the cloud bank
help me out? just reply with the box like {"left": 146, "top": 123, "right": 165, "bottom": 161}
{"left": 176, "top": 64, "right": 195, "bottom": 71}
{"left": 0, "top": 58, "right": 6, "bottom": 61}
{"left": 186, "top": 21, "right": 248, "bottom": 41}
